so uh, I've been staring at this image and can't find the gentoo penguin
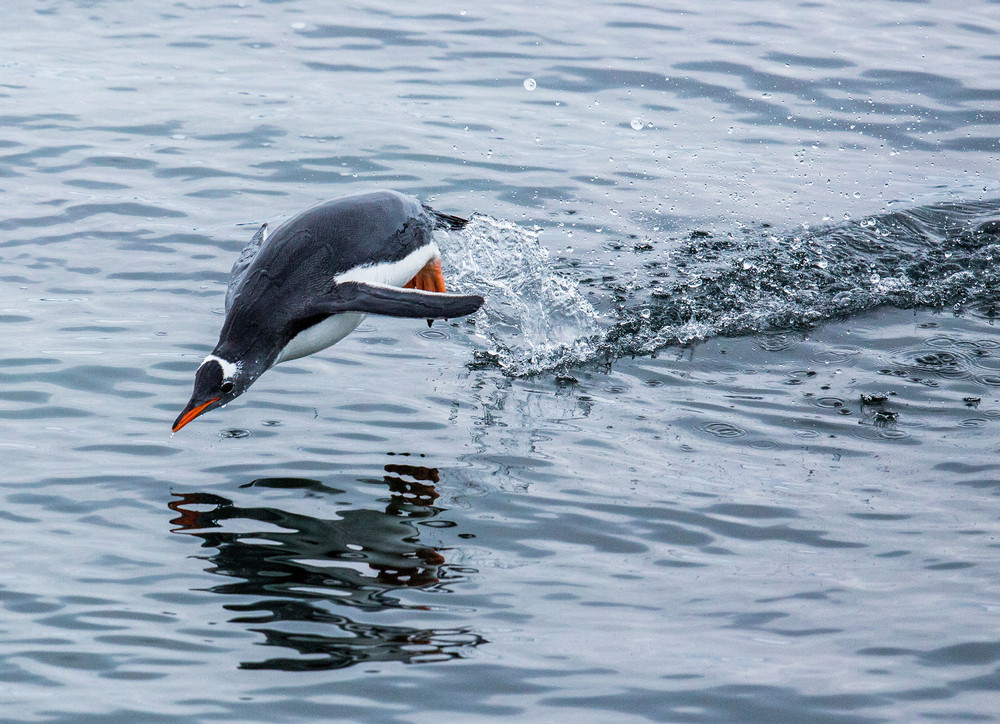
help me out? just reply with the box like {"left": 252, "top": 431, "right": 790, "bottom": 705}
{"left": 172, "top": 190, "right": 484, "bottom": 432}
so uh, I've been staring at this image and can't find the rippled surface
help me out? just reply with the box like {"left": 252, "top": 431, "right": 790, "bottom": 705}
{"left": 4, "top": 1, "right": 1000, "bottom": 721}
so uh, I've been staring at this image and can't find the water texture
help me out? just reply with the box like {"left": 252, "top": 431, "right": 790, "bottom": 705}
{"left": 2, "top": 1, "right": 1000, "bottom": 722}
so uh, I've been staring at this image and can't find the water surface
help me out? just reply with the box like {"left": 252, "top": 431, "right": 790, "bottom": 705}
{"left": 3, "top": 1, "right": 1000, "bottom": 721}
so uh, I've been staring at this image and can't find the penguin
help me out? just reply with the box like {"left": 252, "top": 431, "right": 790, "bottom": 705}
{"left": 172, "top": 190, "right": 484, "bottom": 432}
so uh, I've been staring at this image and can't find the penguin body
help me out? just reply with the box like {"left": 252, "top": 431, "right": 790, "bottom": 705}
{"left": 275, "top": 311, "right": 366, "bottom": 364}
{"left": 173, "top": 190, "right": 483, "bottom": 432}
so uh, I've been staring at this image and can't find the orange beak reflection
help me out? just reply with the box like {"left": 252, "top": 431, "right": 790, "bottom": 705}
{"left": 172, "top": 397, "right": 220, "bottom": 432}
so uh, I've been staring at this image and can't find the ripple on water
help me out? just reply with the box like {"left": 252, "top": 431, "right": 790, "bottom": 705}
{"left": 957, "top": 418, "right": 988, "bottom": 429}
{"left": 696, "top": 421, "right": 749, "bottom": 439}
{"left": 758, "top": 333, "right": 795, "bottom": 352}
{"left": 812, "top": 396, "right": 847, "bottom": 410}
{"left": 810, "top": 348, "right": 861, "bottom": 365}
{"left": 418, "top": 328, "right": 448, "bottom": 340}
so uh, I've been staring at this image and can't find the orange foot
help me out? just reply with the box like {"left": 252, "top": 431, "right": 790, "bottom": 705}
{"left": 404, "top": 258, "right": 447, "bottom": 293}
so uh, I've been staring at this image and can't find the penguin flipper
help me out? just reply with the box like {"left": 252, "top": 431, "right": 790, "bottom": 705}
{"left": 225, "top": 222, "right": 269, "bottom": 312}
{"left": 309, "top": 282, "right": 483, "bottom": 320}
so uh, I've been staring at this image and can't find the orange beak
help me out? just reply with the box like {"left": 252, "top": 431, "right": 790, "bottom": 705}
{"left": 172, "top": 397, "right": 220, "bottom": 432}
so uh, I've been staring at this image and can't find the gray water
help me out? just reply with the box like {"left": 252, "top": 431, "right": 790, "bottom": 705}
{"left": 3, "top": 1, "right": 1000, "bottom": 722}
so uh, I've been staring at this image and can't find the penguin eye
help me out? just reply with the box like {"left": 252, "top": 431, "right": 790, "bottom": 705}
{"left": 221, "top": 380, "right": 235, "bottom": 394}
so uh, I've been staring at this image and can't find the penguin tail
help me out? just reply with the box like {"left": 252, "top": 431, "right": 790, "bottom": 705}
{"left": 425, "top": 206, "right": 469, "bottom": 231}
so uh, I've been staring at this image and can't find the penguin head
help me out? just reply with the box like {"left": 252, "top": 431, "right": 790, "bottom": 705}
{"left": 172, "top": 354, "right": 255, "bottom": 432}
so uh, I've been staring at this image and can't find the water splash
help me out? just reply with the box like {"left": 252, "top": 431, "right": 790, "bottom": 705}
{"left": 601, "top": 200, "right": 1000, "bottom": 359}
{"left": 440, "top": 215, "right": 603, "bottom": 376}
{"left": 440, "top": 200, "right": 1000, "bottom": 377}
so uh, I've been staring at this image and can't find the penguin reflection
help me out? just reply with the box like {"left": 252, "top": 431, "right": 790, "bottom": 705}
{"left": 169, "top": 464, "right": 484, "bottom": 671}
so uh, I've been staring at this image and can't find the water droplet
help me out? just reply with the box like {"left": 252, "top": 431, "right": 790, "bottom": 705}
{"left": 523, "top": 78, "right": 536, "bottom": 91}
{"left": 630, "top": 117, "right": 644, "bottom": 131}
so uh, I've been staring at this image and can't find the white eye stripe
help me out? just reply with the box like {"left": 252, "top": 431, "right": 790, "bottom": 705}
{"left": 200, "top": 354, "right": 240, "bottom": 380}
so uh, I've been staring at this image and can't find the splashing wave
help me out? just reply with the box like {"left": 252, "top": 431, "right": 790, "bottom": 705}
{"left": 440, "top": 215, "right": 603, "bottom": 376}
{"left": 441, "top": 200, "right": 1000, "bottom": 377}
{"left": 602, "top": 200, "right": 1000, "bottom": 359}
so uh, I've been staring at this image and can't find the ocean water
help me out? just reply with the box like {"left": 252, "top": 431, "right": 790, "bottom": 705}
{"left": 3, "top": 1, "right": 1000, "bottom": 721}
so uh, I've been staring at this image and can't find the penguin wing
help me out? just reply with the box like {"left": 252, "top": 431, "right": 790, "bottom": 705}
{"left": 225, "top": 222, "right": 269, "bottom": 312}
{"left": 306, "top": 281, "right": 484, "bottom": 319}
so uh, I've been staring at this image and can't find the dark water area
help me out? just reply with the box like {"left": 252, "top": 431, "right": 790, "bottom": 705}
{"left": 3, "top": 1, "right": 1000, "bottom": 722}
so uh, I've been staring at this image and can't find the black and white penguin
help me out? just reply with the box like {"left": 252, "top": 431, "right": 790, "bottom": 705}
{"left": 172, "top": 190, "right": 484, "bottom": 432}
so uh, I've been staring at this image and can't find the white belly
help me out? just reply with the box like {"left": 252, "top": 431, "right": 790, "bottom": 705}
{"left": 276, "top": 312, "right": 365, "bottom": 364}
